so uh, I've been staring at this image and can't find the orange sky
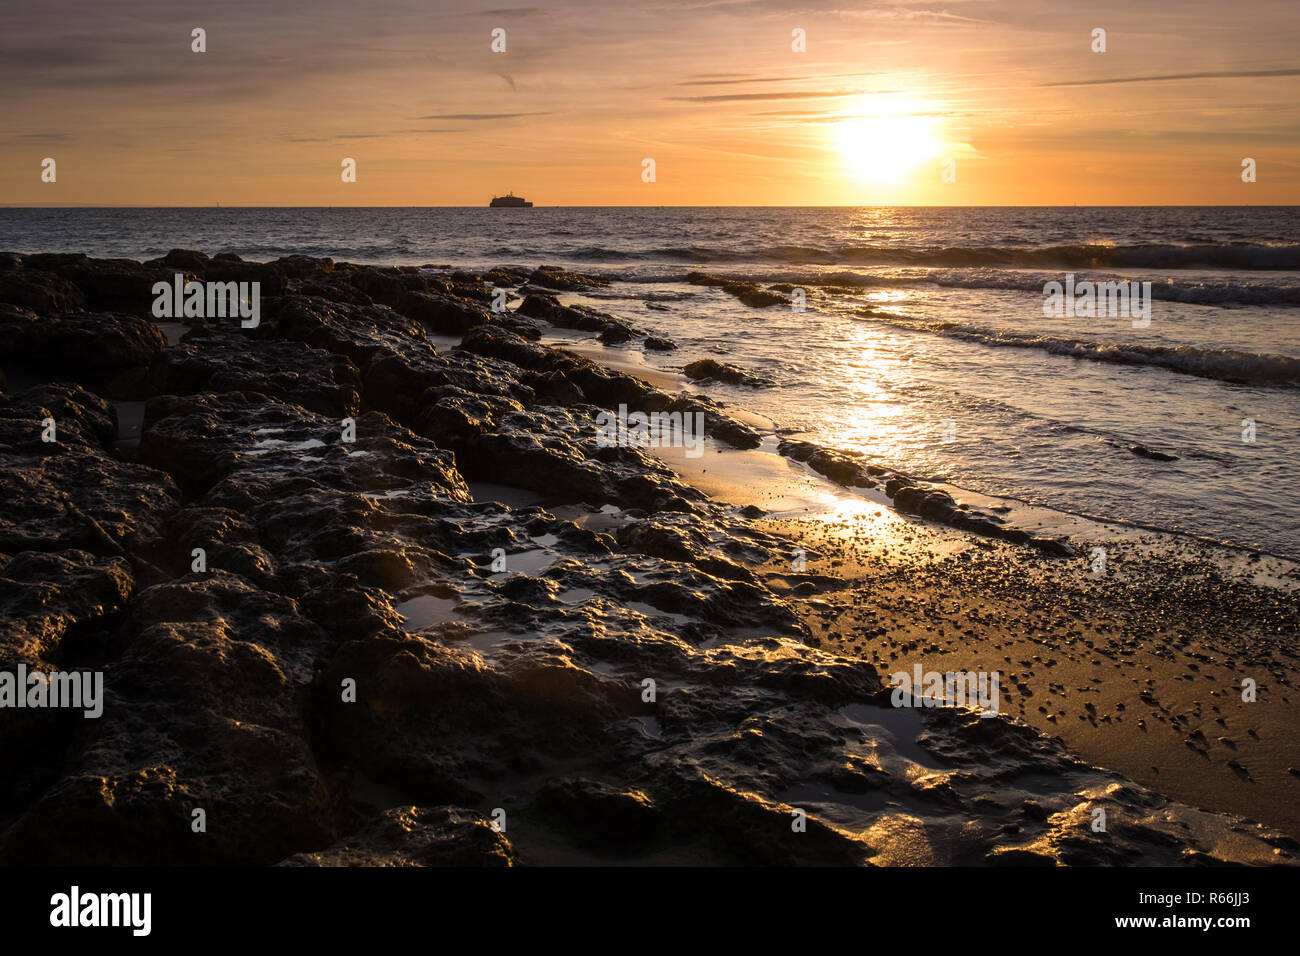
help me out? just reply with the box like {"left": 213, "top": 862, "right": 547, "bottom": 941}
{"left": 3, "top": 0, "right": 1298, "bottom": 205}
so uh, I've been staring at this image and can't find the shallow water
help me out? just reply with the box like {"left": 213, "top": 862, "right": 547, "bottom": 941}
{"left": 4, "top": 205, "right": 1297, "bottom": 556}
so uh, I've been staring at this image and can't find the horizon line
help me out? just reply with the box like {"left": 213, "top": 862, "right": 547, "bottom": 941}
{"left": 3, "top": 203, "right": 1298, "bottom": 209}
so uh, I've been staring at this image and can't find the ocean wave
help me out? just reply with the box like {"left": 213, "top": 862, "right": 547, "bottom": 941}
{"left": 616, "top": 241, "right": 1300, "bottom": 270}
{"left": 648, "top": 267, "right": 1300, "bottom": 306}
{"left": 859, "top": 316, "right": 1300, "bottom": 386}
{"left": 925, "top": 272, "right": 1300, "bottom": 306}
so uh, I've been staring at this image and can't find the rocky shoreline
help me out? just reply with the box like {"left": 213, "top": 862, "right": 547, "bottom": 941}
{"left": 1, "top": 250, "right": 1296, "bottom": 865}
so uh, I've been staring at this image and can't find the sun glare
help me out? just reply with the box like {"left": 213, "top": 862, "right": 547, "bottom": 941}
{"left": 833, "top": 96, "right": 947, "bottom": 185}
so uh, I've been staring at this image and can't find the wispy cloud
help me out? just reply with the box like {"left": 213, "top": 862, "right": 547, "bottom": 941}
{"left": 668, "top": 91, "right": 864, "bottom": 103}
{"left": 679, "top": 71, "right": 883, "bottom": 87}
{"left": 1042, "top": 68, "right": 1300, "bottom": 88}
{"left": 419, "top": 112, "right": 550, "bottom": 120}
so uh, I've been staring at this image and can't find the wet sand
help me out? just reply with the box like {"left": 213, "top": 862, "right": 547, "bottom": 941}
{"left": 653, "top": 437, "right": 1300, "bottom": 841}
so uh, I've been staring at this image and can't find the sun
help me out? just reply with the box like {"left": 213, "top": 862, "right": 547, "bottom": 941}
{"left": 833, "top": 95, "right": 947, "bottom": 185}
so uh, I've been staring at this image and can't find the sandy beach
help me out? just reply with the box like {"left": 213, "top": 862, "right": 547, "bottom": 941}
{"left": 647, "top": 411, "right": 1300, "bottom": 842}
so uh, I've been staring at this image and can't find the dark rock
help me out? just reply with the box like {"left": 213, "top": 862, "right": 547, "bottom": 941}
{"left": 0, "top": 572, "right": 346, "bottom": 865}
{"left": 396, "top": 290, "right": 491, "bottom": 336}
{"left": 1129, "top": 444, "right": 1179, "bottom": 462}
{"left": 52, "top": 258, "right": 176, "bottom": 313}
{"left": 0, "top": 549, "right": 134, "bottom": 810}
{"left": 270, "top": 254, "right": 335, "bottom": 278}
{"left": 683, "top": 358, "right": 773, "bottom": 388}
{"left": 598, "top": 324, "right": 636, "bottom": 345}
{"left": 526, "top": 266, "right": 609, "bottom": 291}
{"left": 776, "top": 439, "right": 873, "bottom": 487}
{"left": 484, "top": 266, "right": 531, "bottom": 287}
{"left": 517, "top": 293, "right": 639, "bottom": 342}
{"left": 0, "top": 384, "right": 180, "bottom": 556}
{"left": 161, "top": 249, "right": 211, "bottom": 273}
{"left": 0, "top": 306, "right": 166, "bottom": 391}
{"left": 686, "top": 272, "right": 789, "bottom": 308}
{"left": 202, "top": 259, "right": 287, "bottom": 297}
{"left": 0, "top": 270, "right": 85, "bottom": 314}
{"left": 279, "top": 805, "right": 516, "bottom": 866}
{"left": 348, "top": 268, "right": 410, "bottom": 307}
{"left": 154, "top": 333, "right": 362, "bottom": 418}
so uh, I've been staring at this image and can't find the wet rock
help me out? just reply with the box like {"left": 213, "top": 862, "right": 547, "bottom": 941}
{"left": 455, "top": 407, "right": 705, "bottom": 512}
{"left": 491, "top": 313, "right": 542, "bottom": 341}
{"left": 397, "top": 290, "right": 492, "bottom": 336}
{"left": 686, "top": 272, "right": 789, "bottom": 308}
{"left": 25, "top": 257, "right": 175, "bottom": 314}
{"left": 527, "top": 370, "right": 586, "bottom": 406}
{"left": 0, "top": 270, "right": 85, "bottom": 314}
{"left": 776, "top": 439, "right": 874, "bottom": 487}
{"left": 533, "top": 778, "right": 661, "bottom": 854}
{"left": 484, "top": 266, "right": 532, "bottom": 287}
{"left": 1129, "top": 443, "right": 1180, "bottom": 462}
{"left": 139, "top": 393, "right": 469, "bottom": 505}
{"left": 311, "top": 634, "right": 625, "bottom": 808}
{"left": 279, "top": 805, "right": 516, "bottom": 866}
{"left": 683, "top": 358, "right": 772, "bottom": 388}
{"left": 347, "top": 269, "right": 412, "bottom": 308}
{"left": 0, "top": 572, "right": 346, "bottom": 865}
{"left": 299, "top": 281, "right": 373, "bottom": 308}
{"left": 201, "top": 259, "right": 288, "bottom": 297}
{"left": 164, "top": 507, "right": 278, "bottom": 588}
{"left": 517, "top": 293, "right": 640, "bottom": 341}
{"left": 457, "top": 328, "right": 759, "bottom": 450}
{"left": 0, "top": 384, "right": 180, "bottom": 556}
{"left": 0, "top": 306, "right": 166, "bottom": 389}
{"left": 269, "top": 254, "right": 335, "bottom": 278}
{"left": 263, "top": 294, "right": 431, "bottom": 368}
{"left": 159, "top": 249, "right": 210, "bottom": 273}
{"left": 526, "top": 266, "right": 609, "bottom": 291}
{"left": 666, "top": 393, "right": 762, "bottom": 449}
{"left": 0, "top": 549, "right": 134, "bottom": 810}
{"left": 598, "top": 324, "right": 636, "bottom": 345}
{"left": 154, "top": 332, "right": 363, "bottom": 418}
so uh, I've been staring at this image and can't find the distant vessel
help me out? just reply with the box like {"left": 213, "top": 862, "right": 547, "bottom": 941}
{"left": 489, "top": 193, "right": 533, "bottom": 207}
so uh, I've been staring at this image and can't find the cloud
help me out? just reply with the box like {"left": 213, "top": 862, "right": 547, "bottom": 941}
{"left": 668, "top": 91, "right": 864, "bottom": 102}
{"left": 679, "top": 71, "right": 882, "bottom": 87}
{"left": 419, "top": 112, "right": 550, "bottom": 120}
{"left": 1042, "top": 69, "right": 1300, "bottom": 88}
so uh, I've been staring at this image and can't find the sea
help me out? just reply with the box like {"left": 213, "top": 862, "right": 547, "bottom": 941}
{"left": 3, "top": 206, "right": 1298, "bottom": 558}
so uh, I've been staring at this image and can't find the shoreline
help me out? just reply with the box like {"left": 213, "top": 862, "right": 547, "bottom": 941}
{"left": 644, "top": 432, "right": 1300, "bottom": 839}
{"left": 1, "top": 249, "right": 1296, "bottom": 864}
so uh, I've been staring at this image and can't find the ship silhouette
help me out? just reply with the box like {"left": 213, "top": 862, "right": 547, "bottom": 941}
{"left": 489, "top": 192, "right": 533, "bottom": 207}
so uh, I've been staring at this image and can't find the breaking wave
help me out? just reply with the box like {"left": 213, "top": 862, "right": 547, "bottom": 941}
{"left": 856, "top": 316, "right": 1300, "bottom": 386}
{"left": 616, "top": 241, "right": 1300, "bottom": 271}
